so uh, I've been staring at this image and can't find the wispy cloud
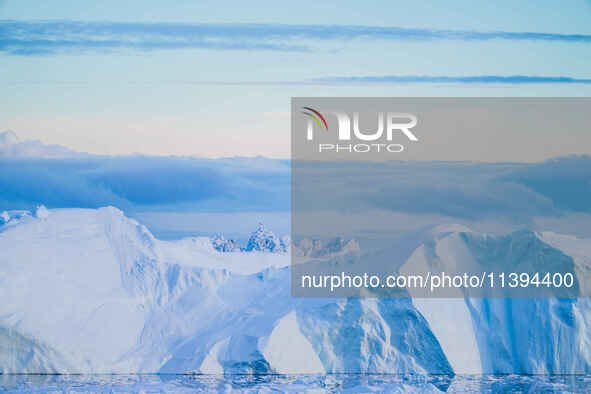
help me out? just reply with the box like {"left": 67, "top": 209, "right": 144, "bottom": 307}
{"left": 6, "top": 75, "right": 591, "bottom": 85}
{"left": 1, "top": 20, "right": 591, "bottom": 55}
{"left": 310, "top": 75, "right": 591, "bottom": 84}
{"left": 116, "top": 75, "right": 591, "bottom": 85}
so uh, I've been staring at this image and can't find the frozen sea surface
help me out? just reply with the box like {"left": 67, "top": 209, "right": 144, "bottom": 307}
{"left": 1, "top": 374, "right": 591, "bottom": 393}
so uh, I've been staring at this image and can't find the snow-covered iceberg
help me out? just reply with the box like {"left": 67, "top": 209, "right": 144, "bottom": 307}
{"left": 1, "top": 206, "right": 591, "bottom": 375}
{"left": 244, "top": 222, "right": 287, "bottom": 253}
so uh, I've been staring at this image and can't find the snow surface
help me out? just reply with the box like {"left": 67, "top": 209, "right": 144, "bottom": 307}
{"left": 2, "top": 206, "right": 591, "bottom": 375}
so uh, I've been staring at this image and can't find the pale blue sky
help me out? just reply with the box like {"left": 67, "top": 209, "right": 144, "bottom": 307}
{"left": 2, "top": 0, "right": 591, "bottom": 157}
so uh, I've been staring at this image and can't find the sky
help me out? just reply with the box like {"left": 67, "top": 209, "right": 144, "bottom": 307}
{"left": 2, "top": 0, "right": 591, "bottom": 158}
{"left": 1, "top": 1, "right": 591, "bottom": 239}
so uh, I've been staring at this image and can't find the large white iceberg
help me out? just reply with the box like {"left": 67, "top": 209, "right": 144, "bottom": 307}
{"left": 1, "top": 206, "right": 590, "bottom": 375}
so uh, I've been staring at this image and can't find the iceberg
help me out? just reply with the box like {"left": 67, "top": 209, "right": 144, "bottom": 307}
{"left": 244, "top": 222, "right": 286, "bottom": 253}
{"left": 1, "top": 206, "right": 591, "bottom": 375}
{"left": 210, "top": 235, "right": 239, "bottom": 253}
